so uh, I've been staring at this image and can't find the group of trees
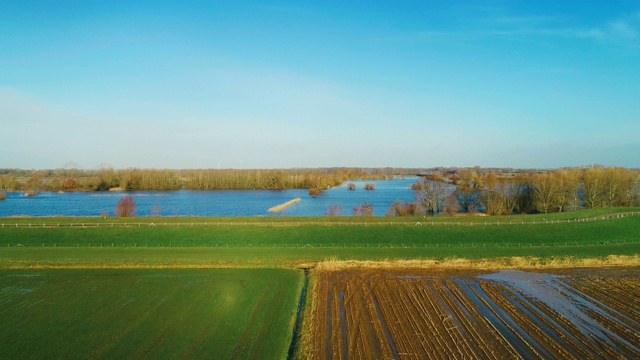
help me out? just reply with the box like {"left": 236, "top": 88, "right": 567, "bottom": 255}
{"left": 386, "top": 201, "right": 425, "bottom": 216}
{"left": 0, "top": 167, "right": 407, "bottom": 193}
{"left": 407, "top": 166, "right": 639, "bottom": 216}
{"left": 352, "top": 202, "right": 374, "bottom": 216}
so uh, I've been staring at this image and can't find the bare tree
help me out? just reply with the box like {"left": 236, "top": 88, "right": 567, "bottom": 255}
{"left": 416, "top": 173, "right": 448, "bottom": 215}
{"left": 353, "top": 202, "right": 374, "bottom": 216}
{"left": 151, "top": 203, "right": 161, "bottom": 216}
{"left": 581, "top": 167, "right": 606, "bottom": 209}
{"left": 443, "top": 192, "right": 461, "bottom": 215}
{"left": 479, "top": 173, "right": 508, "bottom": 215}
{"left": 533, "top": 172, "right": 560, "bottom": 213}
{"left": 325, "top": 204, "right": 343, "bottom": 216}
{"left": 605, "top": 167, "right": 637, "bottom": 207}
{"left": 555, "top": 169, "right": 580, "bottom": 212}
{"left": 618, "top": 168, "right": 640, "bottom": 206}
{"left": 115, "top": 195, "right": 136, "bottom": 217}
{"left": 512, "top": 173, "right": 535, "bottom": 214}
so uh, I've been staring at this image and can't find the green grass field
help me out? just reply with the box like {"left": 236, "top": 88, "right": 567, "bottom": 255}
{"left": 1, "top": 209, "right": 639, "bottom": 359}
{"left": 1, "top": 215, "right": 638, "bottom": 247}
{"left": 0, "top": 213, "right": 638, "bottom": 268}
{"left": 1, "top": 207, "right": 638, "bottom": 225}
{"left": 0, "top": 268, "right": 303, "bottom": 360}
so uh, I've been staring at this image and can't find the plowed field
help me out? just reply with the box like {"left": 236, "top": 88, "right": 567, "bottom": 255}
{"left": 311, "top": 267, "right": 640, "bottom": 359}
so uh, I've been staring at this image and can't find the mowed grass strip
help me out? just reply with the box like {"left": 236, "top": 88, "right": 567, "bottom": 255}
{"left": 1, "top": 207, "right": 638, "bottom": 225}
{"left": 0, "top": 268, "right": 302, "bottom": 360}
{"left": 1, "top": 244, "right": 639, "bottom": 269}
{"left": 1, "top": 215, "right": 639, "bottom": 248}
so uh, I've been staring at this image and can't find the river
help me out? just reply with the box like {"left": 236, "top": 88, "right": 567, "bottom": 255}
{"left": 0, "top": 177, "right": 421, "bottom": 217}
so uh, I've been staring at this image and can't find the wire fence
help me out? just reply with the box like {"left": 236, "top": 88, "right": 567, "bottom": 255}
{"left": 5, "top": 238, "right": 640, "bottom": 249}
{"left": 1, "top": 212, "right": 638, "bottom": 228}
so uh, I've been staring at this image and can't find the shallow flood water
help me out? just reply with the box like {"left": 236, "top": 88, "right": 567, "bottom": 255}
{"left": 0, "top": 177, "right": 419, "bottom": 217}
{"left": 478, "top": 270, "right": 640, "bottom": 354}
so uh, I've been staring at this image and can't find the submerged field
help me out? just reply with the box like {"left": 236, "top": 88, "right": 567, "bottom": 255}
{"left": 0, "top": 268, "right": 302, "bottom": 360}
{"left": 306, "top": 267, "right": 640, "bottom": 359}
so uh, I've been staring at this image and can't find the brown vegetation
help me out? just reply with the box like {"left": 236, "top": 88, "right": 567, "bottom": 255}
{"left": 62, "top": 178, "right": 77, "bottom": 190}
{"left": 305, "top": 265, "right": 640, "bottom": 359}
{"left": 325, "top": 204, "right": 343, "bottom": 216}
{"left": 386, "top": 200, "right": 425, "bottom": 217}
{"left": 0, "top": 191, "right": 5, "bottom": 201}
{"left": 415, "top": 172, "right": 448, "bottom": 214}
{"left": 115, "top": 195, "right": 136, "bottom": 217}
{"left": 0, "top": 167, "right": 400, "bottom": 192}
{"left": 24, "top": 189, "right": 37, "bottom": 197}
{"left": 314, "top": 255, "right": 640, "bottom": 271}
{"left": 352, "top": 202, "right": 374, "bottom": 216}
{"left": 267, "top": 197, "right": 301, "bottom": 213}
{"left": 417, "top": 166, "right": 639, "bottom": 216}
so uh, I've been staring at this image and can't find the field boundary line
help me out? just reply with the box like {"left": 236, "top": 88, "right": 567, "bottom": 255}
{"left": 1, "top": 211, "right": 639, "bottom": 229}
{"left": 3, "top": 238, "right": 640, "bottom": 249}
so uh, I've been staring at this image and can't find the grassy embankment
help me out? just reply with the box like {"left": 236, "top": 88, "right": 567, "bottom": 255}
{"left": 1, "top": 207, "right": 638, "bottom": 224}
{"left": 1, "top": 209, "right": 638, "bottom": 268}
{"left": 0, "top": 268, "right": 303, "bottom": 360}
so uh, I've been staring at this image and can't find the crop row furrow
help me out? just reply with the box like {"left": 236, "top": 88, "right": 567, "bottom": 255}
{"left": 505, "top": 289, "right": 592, "bottom": 359}
{"left": 417, "top": 279, "right": 466, "bottom": 358}
{"left": 478, "top": 282, "right": 555, "bottom": 357}
{"left": 468, "top": 282, "right": 544, "bottom": 358}
{"left": 313, "top": 274, "right": 330, "bottom": 359}
{"left": 494, "top": 283, "right": 583, "bottom": 360}
{"left": 385, "top": 279, "right": 431, "bottom": 359}
{"left": 582, "top": 308, "right": 640, "bottom": 357}
{"left": 432, "top": 281, "right": 497, "bottom": 359}
{"left": 570, "top": 279, "right": 640, "bottom": 325}
{"left": 370, "top": 280, "right": 409, "bottom": 358}
{"left": 346, "top": 278, "right": 379, "bottom": 360}
{"left": 446, "top": 279, "right": 522, "bottom": 359}
{"left": 556, "top": 279, "right": 640, "bottom": 351}
{"left": 395, "top": 278, "right": 444, "bottom": 359}
{"left": 531, "top": 295, "right": 607, "bottom": 357}
{"left": 408, "top": 280, "right": 453, "bottom": 358}
{"left": 355, "top": 280, "right": 386, "bottom": 359}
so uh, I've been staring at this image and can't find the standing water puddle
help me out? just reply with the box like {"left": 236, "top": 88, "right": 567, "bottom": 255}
{"left": 478, "top": 270, "right": 640, "bottom": 354}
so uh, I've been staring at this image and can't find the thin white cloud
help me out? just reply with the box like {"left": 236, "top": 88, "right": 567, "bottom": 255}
{"left": 368, "top": 11, "right": 640, "bottom": 46}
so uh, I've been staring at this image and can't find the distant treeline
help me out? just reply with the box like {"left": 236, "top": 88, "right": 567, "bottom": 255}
{"left": 0, "top": 167, "right": 416, "bottom": 192}
{"left": 409, "top": 165, "right": 639, "bottom": 216}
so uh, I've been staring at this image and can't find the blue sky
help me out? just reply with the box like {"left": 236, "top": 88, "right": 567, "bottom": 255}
{"left": 1, "top": 1, "right": 639, "bottom": 169}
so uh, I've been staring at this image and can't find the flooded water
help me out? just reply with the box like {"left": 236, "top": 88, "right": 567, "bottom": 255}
{"left": 0, "top": 177, "right": 419, "bottom": 217}
{"left": 478, "top": 270, "right": 640, "bottom": 354}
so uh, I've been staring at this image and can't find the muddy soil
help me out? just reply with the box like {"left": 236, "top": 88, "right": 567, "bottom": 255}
{"left": 311, "top": 267, "right": 640, "bottom": 359}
